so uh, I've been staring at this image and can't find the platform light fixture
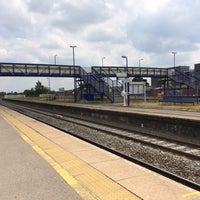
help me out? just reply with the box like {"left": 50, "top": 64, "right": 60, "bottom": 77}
{"left": 70, "top": 45, "right": 77, "bottom": 66}
{"left": 121, "top": 55, "right": 128, "bottom": 67}
{"left": 139, "top": 58, "right": 143, "bottom": 67}
{"left": 54, "top": 54, "right": 57, "bottom": 65}
{"left": 121, "top": 55, "right": 129, "bottom": 106}
{"left": 70, "top": 45, "right": 77, "bottom": 102}
{"left": 102, "top": 57, "right": 106, "bottom": 67}
{"left": 172, "top": 51, "right": 177, "bottom": 68}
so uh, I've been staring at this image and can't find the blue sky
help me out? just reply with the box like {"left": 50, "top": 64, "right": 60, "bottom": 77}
{"left": 1, "top": 0, "right": 200, "bottom": 92}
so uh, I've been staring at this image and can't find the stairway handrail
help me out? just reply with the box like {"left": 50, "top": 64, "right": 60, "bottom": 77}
{"left": 92, "top": 68, "right": 123, "bottom": 93}
{"left": 80, "top": 67, "right": 114, "bottom": 102}
{"left": 167, "top": 68, "right": 200, "bottom": 89}
{"left": 91, "top": 72, "right": 114, "bottom": 99}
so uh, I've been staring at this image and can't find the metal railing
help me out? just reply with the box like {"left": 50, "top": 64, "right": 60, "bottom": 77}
{"left": 92, "top": 66, "right": 168, "bottom": 78}
{"left": 80, "top": 67, "right": 114, "bottom": 102}
{"left": 92, "top": 68, "right": 123, "bottom": 99}
{"left": 0, "top": 63, "right": 81, "bottom": 77}
{"left": 168, "top": 68, "right": 200, "bottom": 90}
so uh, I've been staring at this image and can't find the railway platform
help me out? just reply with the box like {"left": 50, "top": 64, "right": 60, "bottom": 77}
{"left": 0, "top": 105, "right": 199, "bottom": 200}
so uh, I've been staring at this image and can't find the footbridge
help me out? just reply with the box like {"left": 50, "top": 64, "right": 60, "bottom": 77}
{"left": 0, "top": 63, "right": 80, "bottom": 77}
{"left": 0, "top": 63, "right": 167, "bottom": 78}
{"left": 0, "top": 62, "right": 199, "bottom": 102}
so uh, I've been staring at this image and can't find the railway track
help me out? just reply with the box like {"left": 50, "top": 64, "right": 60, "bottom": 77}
{"left": 1, "top": 100, "right": 200, "bottom": 191}
{"left": 3, "top": 100, "right": 200, "bottom": 161}
{"left": 45, "top": 113, "right": 200, "bottom": 161}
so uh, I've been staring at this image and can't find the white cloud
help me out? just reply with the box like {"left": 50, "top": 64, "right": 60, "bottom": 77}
{"left": 48, "top": 0, "right": 111, "bottom": 32}
{"left": 1, "top": 0, "right": 200, "bottom": 92}
{"left": 126, "top": 0, "right": 200, "bottom": 54}
{"left": 0, "top": 0, "right": 31, "bottom": 38}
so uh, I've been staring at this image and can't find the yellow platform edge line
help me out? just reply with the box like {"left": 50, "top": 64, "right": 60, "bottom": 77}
{"left": 0, "top": 108, "right": 96, "bottom": 200}
{"left": 182, "top": 191, "right": 200, "bottom": 198}
{"left": 0, "top": 108, "right": 140, "bottom": 200}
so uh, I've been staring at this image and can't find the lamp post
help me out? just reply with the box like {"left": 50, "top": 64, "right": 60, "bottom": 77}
{"left": 172, "top": 52, "right": 177, "bottom": 68}
{"left": 102, "top": 57, "right": 106, "bottom": 67}
{"left": 121, "top": 55, "right": 129, "bottom": 106}
{"left": 121, "top": 55, "right": 128, "bottom": 67}
{"left": 70, "top": 45, "right": 77, "bottom": 102}
{"left": 139, "top": 58, "right": 143, "bottom": 67}
{"left": 70, "top": 45, "right": 76, "bottom": 65}
{"left": 54, "top": 54, "right": 57, "bottom": 65}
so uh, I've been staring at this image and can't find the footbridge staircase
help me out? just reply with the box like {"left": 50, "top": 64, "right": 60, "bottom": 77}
{"left": 79, "top": 67, "right": 116, "bottom": 102}
{"left": 167, "top": 67, "right": 200, "bottom": 94}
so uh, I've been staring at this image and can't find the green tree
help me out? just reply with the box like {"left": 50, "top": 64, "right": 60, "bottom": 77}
{"left": 34, "top": 81, "right": 49, "bottom": 96}
{"left": 23, "top": 88, "right": 35, "bottom": 97}
{"left": 0, "top": 92, "right": 6, "bottom": 97}
{"left": 23, "top": 81, "right": 49, "bottom": 97}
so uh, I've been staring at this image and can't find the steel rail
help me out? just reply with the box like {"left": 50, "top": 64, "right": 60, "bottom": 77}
{"left": 3, "top": 101, "right": 200, "bottom": 161}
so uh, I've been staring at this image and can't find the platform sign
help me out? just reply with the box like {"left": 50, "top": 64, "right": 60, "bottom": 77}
{"left": 129, "top": 82, "right": 146, "bottom": 101}
{"left": 116, "top": 73, "right": 128, "bottom": 106}
{"left": 129, "top": 82, "right": 145, "bottom": 94}
{"left": 116, "top": 73, "right": 127, "bottom": 79}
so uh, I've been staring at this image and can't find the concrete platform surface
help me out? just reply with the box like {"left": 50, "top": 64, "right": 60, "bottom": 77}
{"left": 0, "top": 105, "right": 199, "bottom": 200}
{"left": 0, "top": 112, "right": 83, "bottom": 199}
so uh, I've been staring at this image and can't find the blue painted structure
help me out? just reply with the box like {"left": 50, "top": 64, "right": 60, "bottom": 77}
{"left": 91, "top": 66, "right": 168, "bottom": 78}
{"left": 1, "top": 62, "right": 200, "bottom": 102}
{"left": 0, "top": 63, "right": 80, "bottom": 77}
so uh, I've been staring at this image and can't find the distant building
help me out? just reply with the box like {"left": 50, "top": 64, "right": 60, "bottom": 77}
{"left": 175, "top": 65, "right": 190, "bottom": 72}
{"left": 194, "top": 63, "right": 200, "bottom": 79}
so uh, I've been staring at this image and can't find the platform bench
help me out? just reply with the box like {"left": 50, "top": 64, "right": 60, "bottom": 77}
{"left": 159, "top": 96, "right": 199, "bottom": 105}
